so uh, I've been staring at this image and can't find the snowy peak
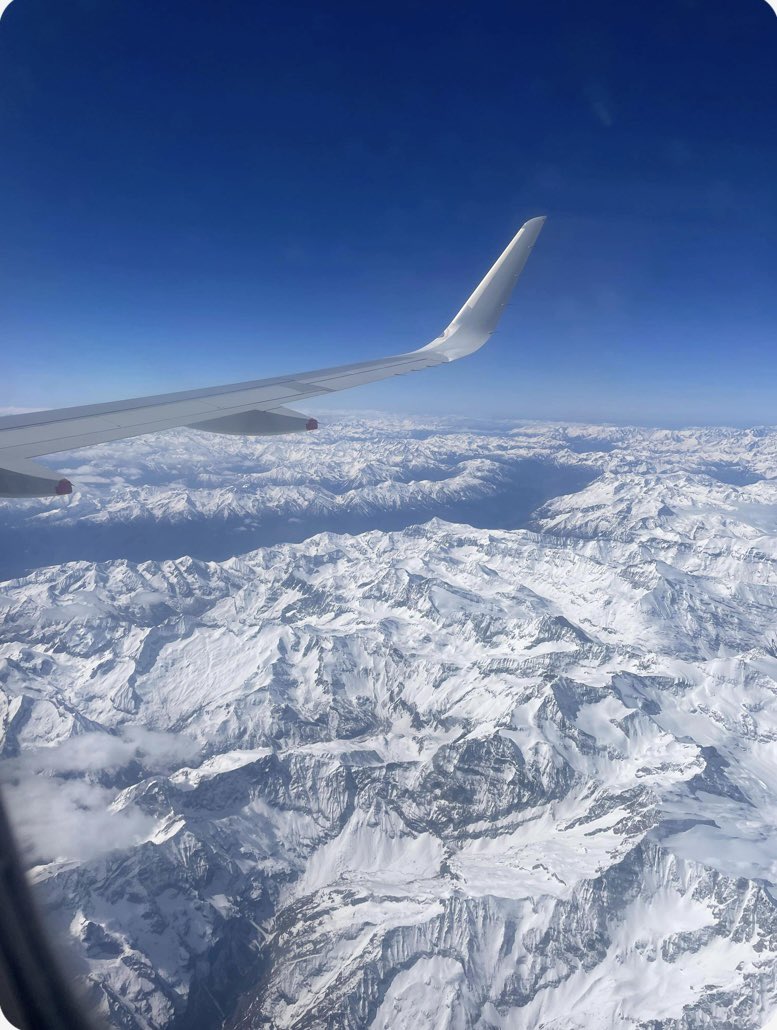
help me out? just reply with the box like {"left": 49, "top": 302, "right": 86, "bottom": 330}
{"left": 3, "top": 418, "right": 777, "bottom": 1028}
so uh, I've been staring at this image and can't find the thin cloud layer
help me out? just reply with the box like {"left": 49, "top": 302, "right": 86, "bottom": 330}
{"left": 0, "top": 726, "right": 199, "bottom": 864}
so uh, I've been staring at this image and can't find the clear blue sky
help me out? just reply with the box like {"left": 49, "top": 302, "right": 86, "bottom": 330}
{"left": 1, "top": 0, "right": 775, "bottom": 425}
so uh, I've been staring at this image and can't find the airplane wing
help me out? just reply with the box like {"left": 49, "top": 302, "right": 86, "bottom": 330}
{"left": 0, "top": 216, "right": 545, "bottom": 497}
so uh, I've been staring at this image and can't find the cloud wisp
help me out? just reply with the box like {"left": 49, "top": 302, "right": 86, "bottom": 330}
{"left": 0, "top": 726, "right": 199, "bottom": 865}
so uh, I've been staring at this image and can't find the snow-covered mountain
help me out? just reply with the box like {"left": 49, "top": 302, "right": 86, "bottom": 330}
{"left": 1, "top": 414, "right": 770, "bottom": 579}
{"left": 3, "top": 417, "right": 777, "bottom": 1029}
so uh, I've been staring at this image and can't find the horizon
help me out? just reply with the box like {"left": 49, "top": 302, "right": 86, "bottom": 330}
{"left": 4, "top": 401, "right": 777, "bottom": 435}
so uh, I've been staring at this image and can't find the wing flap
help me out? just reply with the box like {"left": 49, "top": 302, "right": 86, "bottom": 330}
{"left": 188, "top": 407, "right": 317, "bottom": 436}
{"left": 0, "top": 458, "right": 72, "bottom": 498}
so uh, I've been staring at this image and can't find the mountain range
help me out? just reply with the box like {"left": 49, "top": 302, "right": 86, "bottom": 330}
{"left": 2, "top": 416, "right": 777, "bottom": 1029}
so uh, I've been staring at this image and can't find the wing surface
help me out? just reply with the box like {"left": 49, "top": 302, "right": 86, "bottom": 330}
{"left": 0, "top": 216, "right": 545, "bottom": 496}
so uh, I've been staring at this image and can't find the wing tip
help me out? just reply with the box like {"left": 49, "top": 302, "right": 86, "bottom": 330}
{"left": 517, "top": 214, "right": 547, "bottom": 244}
{"left": 417, "top": 214, "right": 546, "bottom": 362}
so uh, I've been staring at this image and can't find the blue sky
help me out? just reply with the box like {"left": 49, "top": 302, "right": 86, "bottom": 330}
{"left": 0, "top": 0, "right": 775, "bottom": 425}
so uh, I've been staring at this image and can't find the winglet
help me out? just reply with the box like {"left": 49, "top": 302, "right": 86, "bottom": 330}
{"left": 418, "top": 216, "right": 545, "bottom": 361}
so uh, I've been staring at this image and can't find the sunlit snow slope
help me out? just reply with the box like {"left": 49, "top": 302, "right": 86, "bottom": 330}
{"left": 2, "top": 417, "right": 777, "bottom": 1030}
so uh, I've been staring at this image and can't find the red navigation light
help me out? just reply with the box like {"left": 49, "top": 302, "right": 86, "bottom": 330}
{"left": 306, "top": 418, "right": 318, "bottom": 431}
{"left": 55, "top": 479, "right": 73, "bottom": 495}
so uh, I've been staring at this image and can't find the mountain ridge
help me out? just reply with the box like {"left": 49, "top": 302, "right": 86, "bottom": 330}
{"left": 2, "top": 419, "right": 777, "bottom": 1028}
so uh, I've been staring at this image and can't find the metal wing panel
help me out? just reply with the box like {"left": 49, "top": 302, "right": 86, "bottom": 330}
{"left": 0, "top": 217, "right": 544, "bottom": 494}
{"left": 291, "top": 350, "right": 445, "bottom": 394}
{"left": 0, "top": 352, "right": 444, "bottom": 460}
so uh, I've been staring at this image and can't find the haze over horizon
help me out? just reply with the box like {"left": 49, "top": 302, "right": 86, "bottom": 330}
{"left": 1, "top": 0, "right": 775, "bottom": 425}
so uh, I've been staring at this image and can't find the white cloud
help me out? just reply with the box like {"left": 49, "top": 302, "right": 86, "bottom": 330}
{"left": 0, "top": 727, "right": 199, "bottom": 864}
{"left": 5, "top": 726, "right": 199, "bottom": 777}
{"left": 2, "top": 774, "right": 154, "bottom": 865}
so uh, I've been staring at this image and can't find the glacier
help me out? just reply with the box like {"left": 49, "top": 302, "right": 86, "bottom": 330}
{"left": 2, "top": 416, "right": 777, "bottom": 1029}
